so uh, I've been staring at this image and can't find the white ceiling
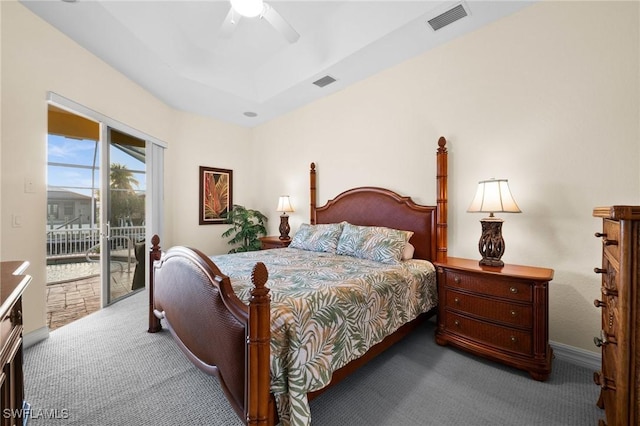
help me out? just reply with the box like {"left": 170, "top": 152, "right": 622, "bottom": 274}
{"left": 21, "top": 0, "right": 535, "bottom": 127}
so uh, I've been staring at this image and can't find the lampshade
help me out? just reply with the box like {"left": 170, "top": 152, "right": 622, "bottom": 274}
{"left": 230, "top": 0, "right": 264, "bottom": 18}
{"left": 467, "top": 179, "right": 521, "bottom": 215}
{"left": 276, "top": 196, "right": 294, "bottom": 213}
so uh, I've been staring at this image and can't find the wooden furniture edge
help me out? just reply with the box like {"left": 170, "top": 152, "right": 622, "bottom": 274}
{"left": 0, "top": 261, "right": 31, "bottom": 318}
{"left": 434, "top": 257, "right": 554, "bottom": 282}
{"left": 593, "top": 205, "right": 640, "bottom": 220}
{"left": 0, "top": 260, "right": 31, "bottom": 423}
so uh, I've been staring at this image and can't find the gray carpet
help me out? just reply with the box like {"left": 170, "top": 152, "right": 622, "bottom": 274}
{"left": 24, "top": 291, "right": 602, "bottom": 425}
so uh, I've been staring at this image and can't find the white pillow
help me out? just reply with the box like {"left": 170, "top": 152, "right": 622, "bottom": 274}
{"left": 402, "top": 243, "right": 415, "bottom": 261}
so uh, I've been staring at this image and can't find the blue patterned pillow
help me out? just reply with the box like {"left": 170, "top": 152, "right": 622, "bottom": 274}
{"left": 337, "top": 222, "right": 414, "bottom": 264}
{"left": 289, "top": 223, "right": 344, "bottom": 253}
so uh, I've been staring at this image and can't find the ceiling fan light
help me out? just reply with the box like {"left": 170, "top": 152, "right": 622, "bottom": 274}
{"left": 230, "top": 0, "right": 264, "bottom": 18}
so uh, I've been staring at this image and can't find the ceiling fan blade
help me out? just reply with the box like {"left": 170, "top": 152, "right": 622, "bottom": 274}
{"left": 262, "top": 3, "right": 300, "bottom": 43}
{"left": 219, "top": 7, "right": 240, "bottom": 38}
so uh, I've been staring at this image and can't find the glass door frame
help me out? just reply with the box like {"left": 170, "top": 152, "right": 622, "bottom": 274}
{"left": 100, "top": 126, "right": 148, "bottom": 305}
{"left": 48, "top": 92, "right": 166, "bottom": 308}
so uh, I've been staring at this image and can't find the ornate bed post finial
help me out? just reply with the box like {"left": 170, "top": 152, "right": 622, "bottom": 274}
{"left": 437, "top": 136, "right": 447, "bottom": 153}
{"left": 247, "top": 262, "right": 270, "bottom": 425}
{"left": 436, "top": 137, "right": 448, "bottom": 263}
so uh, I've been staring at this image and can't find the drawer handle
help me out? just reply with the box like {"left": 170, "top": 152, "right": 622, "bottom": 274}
{"left": 510, "top": 310, "right": 517, "bottom": 317}
{"left": 594, "top": 267, "right": 607, "bottom": 274}
{"left": 510, "top": 336, "right": 518, "bottom": 343}
{"left": 594, "top": 330, "right": 617, "bottom": 348}
{"left": 453, "top": 320, "right": 460, "bottom": 327}
{"left": 603, "top": 239, "right": 618, "bottom": 246}
{"left": 453, "top": 276, "right": 461, "bottom": 284}
{"left": 593, "top": 371, "right": 616, "bottom": 391}
{"left": 509, "top": 286, "right": 518, "bottom": 294}
{"left": 594, "top": 299, "right": 606, "bottom": 308}
{"left": 454, "top": 297, "right": 460, "bottom": 305}
{"left": 595, "top": 232, "right": 607, "bottom": 238}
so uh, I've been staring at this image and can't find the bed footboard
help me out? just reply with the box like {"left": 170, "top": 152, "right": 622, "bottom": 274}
{"left": 147, "top": 236, "right": 275, "bottom": 425}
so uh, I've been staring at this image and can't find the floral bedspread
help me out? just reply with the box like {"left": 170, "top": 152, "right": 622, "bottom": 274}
{"left": 209, "top": 248, "right": 437, "bottom": 426}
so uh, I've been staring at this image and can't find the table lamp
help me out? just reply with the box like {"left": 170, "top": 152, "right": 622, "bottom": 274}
{"left": 467, "top": 179, "right": 521, "bottom": 267}
{"left": 276, "top": 196, "right": 294, "bottom": 240}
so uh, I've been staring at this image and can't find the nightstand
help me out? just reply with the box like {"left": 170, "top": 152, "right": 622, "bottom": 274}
{"left": 259, "top": 236, "right": 291, "bottom": 250}
{"left": 434, "top": 257, "right": 554, "bottom": 381}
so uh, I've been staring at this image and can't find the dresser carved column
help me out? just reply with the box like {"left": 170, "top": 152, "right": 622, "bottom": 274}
{"left": 592, "top": 206, "right": 640, "bottom": 426}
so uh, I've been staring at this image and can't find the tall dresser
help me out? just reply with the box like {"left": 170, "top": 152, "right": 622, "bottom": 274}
{"left": 0, "top": 261, "right": 31, "bottom": 426}
{"left": 592, "top": 206, "right": 640, "bottom": 426}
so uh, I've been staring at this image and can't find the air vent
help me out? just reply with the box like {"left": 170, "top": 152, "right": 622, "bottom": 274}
{"left": 313, "top": 75, "right": 337, "bottom": 88}
{"left": 428, "top": 3, "right": 468, "bottom": 31}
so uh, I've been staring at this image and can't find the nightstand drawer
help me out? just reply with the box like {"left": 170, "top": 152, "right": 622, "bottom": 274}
{"left": 442, "top": 270, "right": 532, "bottom": 302}
{"left": 443, "top": 311, "right": 532, "bottom": 356}
{"left": 444, "top": 289, "right": 532, "bottom": 328}
{"left": 435, "top": 257, "right": 553, "bottom": 381}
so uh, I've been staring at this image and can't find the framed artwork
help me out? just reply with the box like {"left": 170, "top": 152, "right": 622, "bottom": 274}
{"left": 199, "top": 166, "right": 233, "bottom": 225}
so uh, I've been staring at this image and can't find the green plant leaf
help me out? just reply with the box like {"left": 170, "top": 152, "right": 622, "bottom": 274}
{"left": 221, "top": 204, "right": 268, "bottom": 254}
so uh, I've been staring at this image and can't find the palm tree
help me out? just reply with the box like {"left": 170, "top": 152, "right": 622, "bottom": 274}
{"left": 111, "top": 163, "right": 139, "bottom": 191}
{"left": 109, "top": 164, "right": 141, "bottom": 226}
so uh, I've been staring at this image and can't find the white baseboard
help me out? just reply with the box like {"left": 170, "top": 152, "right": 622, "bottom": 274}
{"left": 23, "top": 326, "right": 50, "bottom": 349}
{"left": 551, "top": 340, "right": 601, "bottom": 370}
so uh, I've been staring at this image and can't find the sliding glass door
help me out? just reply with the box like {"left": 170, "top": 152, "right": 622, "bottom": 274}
{"left": 100, "top": 127, "right": 147, "bottom": 304}
{"left": 48, "top": 92, "right": 166, "bottom": 314}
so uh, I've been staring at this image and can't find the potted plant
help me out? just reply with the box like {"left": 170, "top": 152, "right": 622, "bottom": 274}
{"left": 221, "top": 205, "right": 268, "bottom": 253}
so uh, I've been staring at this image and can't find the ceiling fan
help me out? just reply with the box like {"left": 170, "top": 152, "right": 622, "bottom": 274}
{"left": 219, "top": 0, "right": 300, "bottom": 43}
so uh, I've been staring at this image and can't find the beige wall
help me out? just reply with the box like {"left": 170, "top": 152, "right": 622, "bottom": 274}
{"left": 2, "top": 1, "right": 638, "bottom": 355}
{"left": 0, "top": 1, "right": 249, "bottom": 335}
{"left": 252, "top": 1, "right": 640, "bottom": 352}
{"left": 167, "top": 111, "right": 252, "bottom": 254}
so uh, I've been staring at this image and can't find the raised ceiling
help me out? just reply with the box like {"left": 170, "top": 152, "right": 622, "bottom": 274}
{"left": 21, "top": 1, "right": 534, "bottom": 127}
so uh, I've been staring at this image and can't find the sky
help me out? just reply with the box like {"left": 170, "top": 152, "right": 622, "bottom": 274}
{"left": 48, "top": 134, "right": 146, "bottom": 198}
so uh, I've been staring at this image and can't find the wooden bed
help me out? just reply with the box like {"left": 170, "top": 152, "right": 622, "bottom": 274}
{"left": 147, "top": 137, "right": 448, "bottom": 425}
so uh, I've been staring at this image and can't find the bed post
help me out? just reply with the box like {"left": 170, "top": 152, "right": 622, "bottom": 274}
{"left": 147, "top": 234, "right": 162, "bottom": 333}
{"left": 247, "top": 262, "right": 271, "bottom": 425}
{"left": 436, "top": 137, "right": 448, "bottom": 263}
{"left": 310, "top": 162, "right": 317, "bottom": 225}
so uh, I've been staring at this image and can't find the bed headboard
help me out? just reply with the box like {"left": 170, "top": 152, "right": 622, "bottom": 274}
{"left": 309, "top": 137, "right": 448, "bottom": 263}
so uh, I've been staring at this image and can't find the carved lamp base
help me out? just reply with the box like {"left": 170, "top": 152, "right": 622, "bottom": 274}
{"left": 279, "top": 214, "right": 291, "bottom": 240}
{"left": 478, "top": 216, "right": 506, "bottom": 267}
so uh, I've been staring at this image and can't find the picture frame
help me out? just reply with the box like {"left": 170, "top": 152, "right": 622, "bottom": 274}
{"left": 199, "top": 166, "right": 233, "bottom": 225}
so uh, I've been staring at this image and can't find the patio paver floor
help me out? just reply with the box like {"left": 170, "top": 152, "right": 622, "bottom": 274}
{"left": 46, "top": 262, "right": 137, "bottom": 330}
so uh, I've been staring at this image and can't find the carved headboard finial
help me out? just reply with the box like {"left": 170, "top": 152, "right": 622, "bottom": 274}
{"left": 437, "top": 136, "right": 447, "bottom": 153}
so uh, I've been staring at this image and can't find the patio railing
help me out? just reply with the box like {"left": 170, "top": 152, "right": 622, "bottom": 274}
{"left": 46, "top": 226, "right": 145, "bottom": 257}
